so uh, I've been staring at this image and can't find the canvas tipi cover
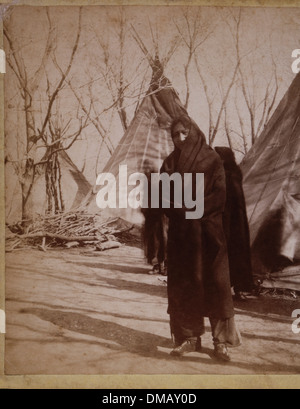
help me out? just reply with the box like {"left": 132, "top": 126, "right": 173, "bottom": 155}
{"left": 241, "top": 72, "right": 300, "bottom": 291}
{"left": 85, "top": 66, "right": 188, "bottom": 224}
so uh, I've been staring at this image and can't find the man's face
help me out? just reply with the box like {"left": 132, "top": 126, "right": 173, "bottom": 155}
{"left": 172, "top": 122, "right": 189, "bottom": 150}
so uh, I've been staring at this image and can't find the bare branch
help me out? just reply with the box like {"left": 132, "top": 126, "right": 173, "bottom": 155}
{"left": 4, "top": 27, "right": 28, "bottom": 91}
{"left": 210, "top": 60, "right": 240, "bottom": 145}
{"left": 130, "top": 24, "right": 154, "bottom": 66}
{"left": 224, "top": 105, "right": 234, "bottom": 151}
{"left": 31, "top": 8, "right": 55, "bottom": 91}
{"left": 67, "top": 79, "right": 114, "bottom": 155}
{"left": 161, "top": 35, "right": 181, "bottom": 67}
{"left": 173, "top": 8, "right": 214, "bottom": 109}
{"left": 35, "top": 119, "right": 89, "bottom": 167}
{"left": 235, "top": 95, "right": 249, "bottom": 154}
{"left": 39, "top": 8, "right": 82, "bottom": 141}
{"left": 95, "top": 108, "right": 114, "bottom": 177}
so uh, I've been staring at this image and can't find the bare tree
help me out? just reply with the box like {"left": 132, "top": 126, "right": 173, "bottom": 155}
{"left": 4, "top": 7, "right": 85, "bottom": 219}
{"left": 67, "top": 77, "right": 115, "bottom": 159}
{"left": 228, "top": 9, "right": 280, "bottom": 147}
{"left": 94, "top": 10, "right": 129, "bottom": 132}
{"left": 173, "top": 7, "right": 214, "bottom": 110}
{"left": 90, "top": 8, "right": 150, "bottom": 134}
{"left": 192, "top": 8, "right": 280, "bottom": 154}
{"left": 35, "top": 98, "right": 90, "bottom": 213}
{"left": 76, "top": 9, "right": 181, "bottom": 175}
{"left": 237, "top": 55, "right": 279, "bottom": 146}
{"left": 192, "top": 9, "right": 242, "bottom": 147}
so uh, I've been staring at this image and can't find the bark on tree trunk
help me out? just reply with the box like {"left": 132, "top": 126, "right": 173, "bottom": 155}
{"left": 45, "top": 151, "right": 64, "bottom": 215}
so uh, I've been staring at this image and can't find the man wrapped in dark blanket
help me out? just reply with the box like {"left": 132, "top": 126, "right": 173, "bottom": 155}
{"left": 160, "top": 115, "right": 241, "bottom": 361}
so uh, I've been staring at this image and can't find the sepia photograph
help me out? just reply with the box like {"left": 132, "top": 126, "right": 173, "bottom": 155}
{"left": 1, "top": 0, "right": 300, "bottom": 388}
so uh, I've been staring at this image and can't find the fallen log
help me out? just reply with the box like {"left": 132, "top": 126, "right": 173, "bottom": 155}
{"left": 5, "top": 239, "right": 22, "bottom": 252}
{"left": 15, "top": 232, "right": 98, "bottom": 242}
{"left": 112, "top": 226, "right": 134, "bottom": 235}
{"left": 95, "top": 240, "right": 122, "bottom": 251}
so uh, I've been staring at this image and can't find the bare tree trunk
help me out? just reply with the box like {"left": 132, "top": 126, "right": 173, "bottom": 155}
{"left": 5, "top": 7, "right": 83, "bottom": 220}
{"left": 21, "top": 158, "right": 36, "bottom": 222}
{"left": 45, "top": 151, "right": 64, "bottom": 214}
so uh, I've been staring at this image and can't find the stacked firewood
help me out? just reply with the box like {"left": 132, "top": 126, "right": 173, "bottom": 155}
{"left": 6, "top": 212, "right": 134, "bottom": 252}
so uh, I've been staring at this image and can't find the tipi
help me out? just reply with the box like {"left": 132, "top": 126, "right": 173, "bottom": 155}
{"left": 84, "top": 59, "right": 188, "bottom": 224}
{"left": 241, "top": 72, "right": 300, "bottom": 291}
{"left": 6, "top": 150, "right": 92, "bottom": 223}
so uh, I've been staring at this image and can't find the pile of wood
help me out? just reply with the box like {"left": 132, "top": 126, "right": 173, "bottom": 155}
{"left": 6, "top": 211, "right": 135, "bottom": 252}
